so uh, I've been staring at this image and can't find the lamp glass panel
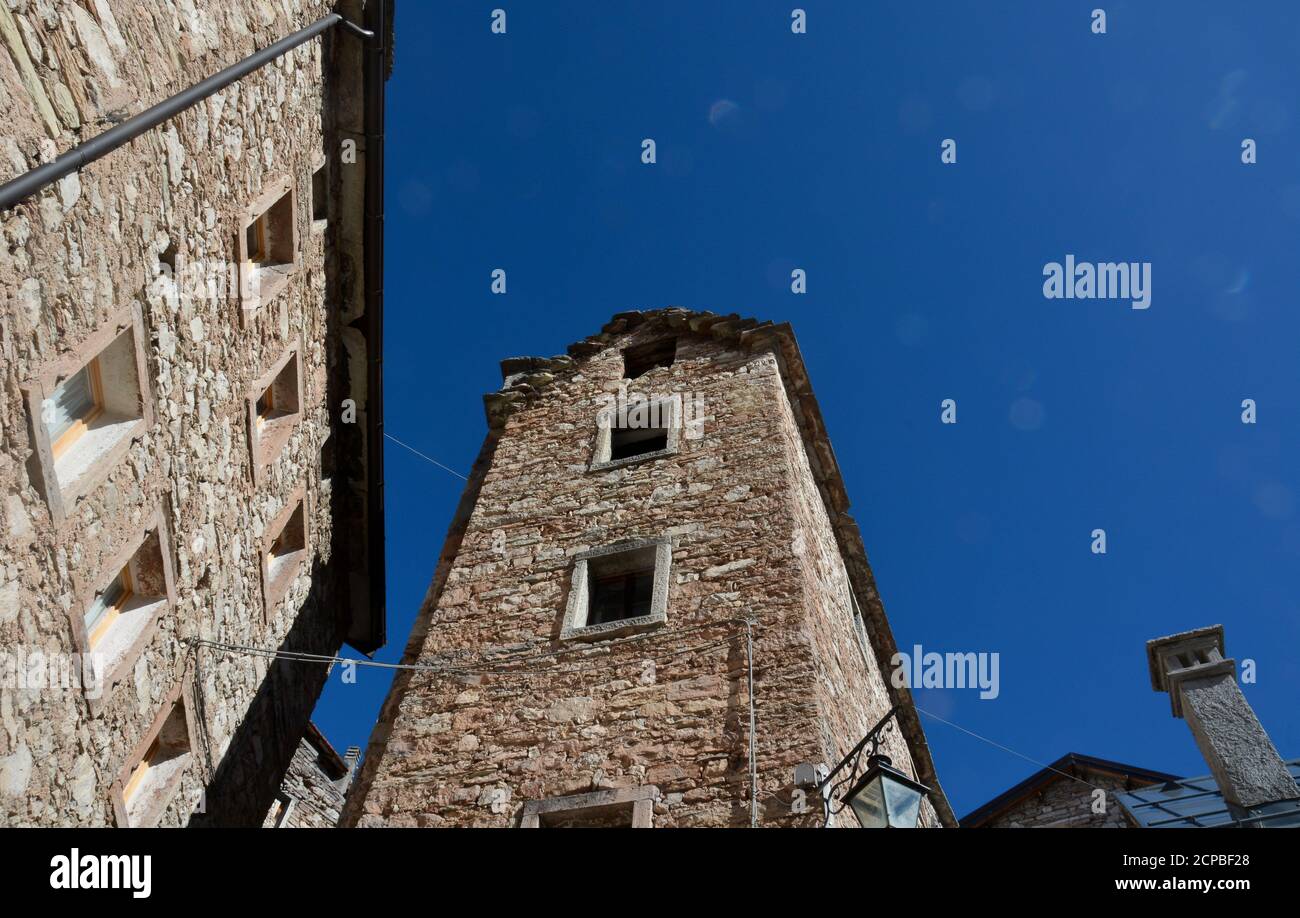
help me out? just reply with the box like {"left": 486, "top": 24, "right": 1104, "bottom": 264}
{"left": 848, "top": 776, "right": 888, "bottom": 828}
{"left": 882, "top": 775, "right": 923, "bottom": 828}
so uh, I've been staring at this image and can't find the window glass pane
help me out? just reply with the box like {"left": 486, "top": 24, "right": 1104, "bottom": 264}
{"left": 45, "top": 365, "right": 96, "bottom": 441}
{"left": 85, "top": 570, "right": 127, "bottom": 635}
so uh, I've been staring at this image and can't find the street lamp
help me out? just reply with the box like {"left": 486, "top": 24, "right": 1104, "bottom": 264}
{"left": 842, "top": 753, "right": 930, "bottom": 828}
{"left": 797, "top": 706, "right": 931, "bottom": 828}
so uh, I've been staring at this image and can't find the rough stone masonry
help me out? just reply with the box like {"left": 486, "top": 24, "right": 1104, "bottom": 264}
{"left": 343, "top": 309, "right": 955, "bottom": 828}
{"left": 0, "top": 0, "right": 386, "bottom": 826}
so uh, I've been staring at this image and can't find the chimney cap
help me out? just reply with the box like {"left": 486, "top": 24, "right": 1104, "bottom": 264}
{"left": 1146, "top": 625, "right": 1226, "bottom": 692}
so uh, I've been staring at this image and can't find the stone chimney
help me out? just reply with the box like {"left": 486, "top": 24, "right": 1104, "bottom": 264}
{"left": 1147, "top": 625, "right": 1298, "bottom": 810}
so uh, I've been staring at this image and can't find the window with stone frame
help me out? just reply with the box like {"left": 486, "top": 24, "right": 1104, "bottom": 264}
{"left": 561, "top": 537, "right": 671, "bottom": 641}
{"left": 520, "top": 786, "right": 659, "bottom": 827}
{"left": 262, "top": 490, "right": 309, "bottom": 617}
{"left": 238, "top": 176, "right": 298, "bottom": 319}
{"left": 73, "top": 511, "right": 177, "bottom": 710}
{"left": 589, "top": 394, "right": 682, "bottom": 472}
{"left": 247, "top": 347, "right": 303, "bottom": 484}
{"left": 112, "top": 688, "right": 194, "bottom": 828}
{"left": 21, "top": 306, "right": 153, "bottom": 525}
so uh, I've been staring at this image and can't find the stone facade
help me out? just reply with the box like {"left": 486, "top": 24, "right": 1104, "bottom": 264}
{"left": 0, "top": 1, "right": 386, "bottom": 826}
{"left": 961, "top": 753, "right": 1178, "bottom": 828}
{"left": 343, "top": 309, "right": 954, "bottom": 828}
{"left": 264, "top": 721, "right": 355, "bottom": 828}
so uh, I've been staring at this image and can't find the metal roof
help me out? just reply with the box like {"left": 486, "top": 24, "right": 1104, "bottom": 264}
{"left": 1115, "top": 760, "right": 1300, "bottom": 828}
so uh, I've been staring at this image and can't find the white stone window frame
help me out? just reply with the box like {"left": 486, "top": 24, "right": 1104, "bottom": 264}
{"left": 588, "top": 393, "right": 683, "bottom": 472}
{"left": 260, "top": 485, "right": 311, "bottom": 621}
{"left": 519, "top": 785, "right": 659, "bottom": 828}
{"left": 560, "top": 536, "right": 672, "bottom": 642}
{"left": 69, "top": 507, "right": 178, "bottom": 713}
{"left": 246, "top": 344, "right": 304, "bottom": 485}
{"left": 237, "top": 175, "right": 299, "bottom": 324}
{"left": 110, "top": 673, "right": 200, "bottom": 828}
{"left": 20, "top": 304, "right": 154, "bottom": 527}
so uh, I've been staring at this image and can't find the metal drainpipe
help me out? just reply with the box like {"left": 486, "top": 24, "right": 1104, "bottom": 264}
{"left": 0, "top": 13, "right": 373, "bottom": 212}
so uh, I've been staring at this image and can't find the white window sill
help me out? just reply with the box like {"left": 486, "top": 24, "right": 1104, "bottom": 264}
{"left": 125, "top": 753, "right": 191, "bottom": 828}
{"left": 265, "top": 548, "right": 307, "bottom": 612}
{"left": 88, "top": 595, "right": 168, "bottom": 707}
{"left": 53, "top": 412, "right": 144, "bottom": 498}
{"left": 254, "top": 412, "right": 301, "bottom": 472}
{"left": 589, "top": 445, "right": 678, "bottom": 473}
{"left": 560, "top": 612, "right": 667, "bottom": 643}
{"left": 241, "top": 263, "right": 294, "bottom": 316}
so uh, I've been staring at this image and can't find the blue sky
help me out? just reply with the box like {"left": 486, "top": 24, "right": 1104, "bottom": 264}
{"left": 311, "top": 1, "right": 1300, "bottom": 818}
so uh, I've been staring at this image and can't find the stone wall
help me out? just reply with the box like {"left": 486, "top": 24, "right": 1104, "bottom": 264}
{"left": 0, "top": 0, "right": 366, "bottom": 826}
{"left": 264, "top": 722, "right": 352, "bottom": 828}
{"left": 981, "top": 771, "right": 1139, "bottom": 828}
{"left": 343, "top": 310, "right": 947, "bottom": 827}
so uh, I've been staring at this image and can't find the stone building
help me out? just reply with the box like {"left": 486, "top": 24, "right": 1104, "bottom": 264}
{"left": 263, "top": 721, "right": 357, "bottom": 828}
{"left": 964, "top": 626, "right": 1300, "bottom": 829}
{"left": 960, "top": 753, "right": 1178, "bottom": 828}
{"left": 0, "top": 1, "right": 390, "bottom": 826}
{"left": 343, "top": 309, "right": 955, "bottom": 828}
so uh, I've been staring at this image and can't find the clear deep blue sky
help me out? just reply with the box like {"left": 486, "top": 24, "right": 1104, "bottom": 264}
{"left": 311, "top": 1, "right": 1300, "bottom": 818}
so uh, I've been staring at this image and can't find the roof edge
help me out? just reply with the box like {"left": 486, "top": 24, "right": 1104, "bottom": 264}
{"left": 961, "top": 752, "right": 1183, "bottom": 827}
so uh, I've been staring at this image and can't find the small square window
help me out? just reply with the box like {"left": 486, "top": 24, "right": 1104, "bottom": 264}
{"left": 239, "top": 177, "right": 298, "bottom": 319}
{"left": 72, "top": 513, "right": 177, "bottom": 708}
{"left": 113, "top": 691, "right": 194, "bottom": 828}
{"left": 590, "top": 568, "right": 655, "bottom": 625}
{"left": 247, "top": 348, "right": 303, "bottom": 483}
{"left": 267, "top": 502, "right": 305, "bottom": 579}
{"left": 262, "top": 491, "right": 309, "bottom": 616}
{"left": 42, "top": 330, "right": 143, "bottom": 486}
{"left": 245, "top": 193, "right": 294, "bottom": 268}
{"left": 85, "top": 565, "right": 132, "bottom": 648}
{"left": 561, "top": 537, "right": 671, "bottom": 641}
{"left": 590, "top": 395, "right": 682, "bottom": 471}
{"left": 622, "top": 338, "right": 676, "bottom": 380}
{"left": 610, "top": 421, "right": 669, "bottom": 461}
{"left": 22, "top": 307, "right": 153, "bottom": 524}
{"left": 266, "top": 793, "right": 297, "bottom": 828}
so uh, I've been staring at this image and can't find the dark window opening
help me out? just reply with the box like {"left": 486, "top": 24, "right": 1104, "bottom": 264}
{"left": 539, "top": 803, "right": 637, "bottom": 827}
{"left": 312, "top": 165, "right": 328, "bottom": 222}
{"left": 610, "top": 423, "right": 668, "bottom": 460}
{"left": 589, "top": 569, "right": 654, "bottom": 625}
{"left": 245, "top": 190, "right": 295, "bottom": 267}
{"left": 622, "top": 338, "right": 676, "bottom": 380}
